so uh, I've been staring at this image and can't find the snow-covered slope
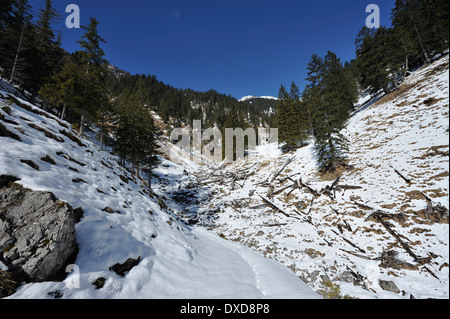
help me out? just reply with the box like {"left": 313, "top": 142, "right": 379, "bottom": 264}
{"left": 0, "top": 84, "right": 318, "bottom": 299}
{"left": 1, "top": 54, "right": 447, "bottom": 300}
{"left": 184, "top": 55, "right": 449, "bottom": 299}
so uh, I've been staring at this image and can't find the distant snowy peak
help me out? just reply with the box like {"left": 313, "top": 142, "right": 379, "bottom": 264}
{"left": 238, "top": 95, "right": 278, "bottom": 102}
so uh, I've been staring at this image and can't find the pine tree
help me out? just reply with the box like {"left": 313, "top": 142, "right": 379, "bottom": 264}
{"left": 392, "top": 0, "right": 431, "bottom": 63}
{"left": 275, "top": 81, "right": 313, "bottom": 152}
{"left": 305, "top": 52, "right": 357, "bottom": 174}
{"left": 0, "top": 0, "right": 33, "bottom": 83}
{"left": 305, "top": 53, "right": 326, "bottom": 133}
{"left": 75, "top": 17, "right": 109, "bottom": 135}
{"left": 0, "top": 0, "right": 17, "bottom": 76}
{"left": 38, "top": 53, "right": 105, "bottom": 123}
{"left": 429, "top": 0, "right": 450, "bottom": 53}
{"left": 356, "top": 27, "right": 397, "bottom": 95}
{"left": 114, "top": 88, "right": 156, "bottom": 179}
{"left": 275, "top": 85, "right": 290, "bottom": 149}
{"left": 223, "top": 102, "right": 248, "bottom": 161}
{"left": 0, "top": 0, "right": 16, "bottom": 28}
{"left": 26, "top": 0, "right": 63, "bottom": 102}
{"left": 39, "top": 56, "right": 80, "bottom": 119}
{"left": 8, "top": 0, "right": 32, "bottom": 83}
{"left": 391, "top": 0, "right": 449, "bottom": 65}
{"left": 287, "top": 82, "right": 302, "bottom": 145}
{"left": 300, "top": 85, "right": 315, "bottom": 136}
{"left": 77, "top": 17, "right": 107, "bottom": 77}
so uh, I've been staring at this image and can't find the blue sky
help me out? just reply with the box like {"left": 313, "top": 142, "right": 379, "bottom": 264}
{"left": 29, "top": 0, "right": 396, "bottom": 99}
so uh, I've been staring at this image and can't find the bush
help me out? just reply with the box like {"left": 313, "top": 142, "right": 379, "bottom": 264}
{"left": 319, "top": 279, "right": 355, "bottom": 299}
{"left": 321, "top": 279, "right": 342, "bottom": 299}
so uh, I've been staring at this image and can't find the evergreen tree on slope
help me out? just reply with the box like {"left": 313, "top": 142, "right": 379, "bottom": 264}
{"left": 305, "top": 52, "right": 357, "bottom": 174}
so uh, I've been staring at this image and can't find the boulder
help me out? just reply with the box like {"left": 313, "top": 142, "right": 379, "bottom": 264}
{"left": 378, "top": 279, "right": 400, "bottom": 294}
{"left": 0, "top": 186, "right": 78, "bottom": 283}
{"left": 109, "top": 257, "right": 141, "bottom": 276}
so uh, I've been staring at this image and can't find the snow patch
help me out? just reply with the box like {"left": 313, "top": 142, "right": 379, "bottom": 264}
{"left": 239, "top": 95, "right": 278, "bottom": 102}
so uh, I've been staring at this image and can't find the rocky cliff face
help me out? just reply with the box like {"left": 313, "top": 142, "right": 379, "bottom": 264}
{"left": 0, "top": 180, "right": 78, "bottom": 296}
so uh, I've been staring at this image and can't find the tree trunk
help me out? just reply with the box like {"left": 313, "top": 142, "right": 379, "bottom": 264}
{"left": 80, "top": 113, "right": 86, "bottom": 135}
{"left": 10, "top": 26, "right": 25, "bottom": 83}
{"left": 416, "top": 26, "right": 431, "bottom": 63}
{"left": 393, "top": 78, "right": 399, "bottom": 90}
{"left": 401, "top": 38, "right": 409, "bottom": 80}
{"left": 306, "top": 103, "right": 314, "bottom": 136}
{"left": 61, "top": 103, "right": 67, "bottom": 120}
{"left": 136, "top": 163, "right": 140, "bottom": 179}
{"left": 409, "top": 12, "right": 431, "bottom": 63}
{"left": 147, "top": 170, "right": 152, "bottom": 188}
{"left": 30, "top": 90, "right": 37, "bottom": 105}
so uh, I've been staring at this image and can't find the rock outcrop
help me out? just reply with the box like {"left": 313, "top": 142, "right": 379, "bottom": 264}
{"left": 0, "top": 182, "right": 78, "bottom": 296}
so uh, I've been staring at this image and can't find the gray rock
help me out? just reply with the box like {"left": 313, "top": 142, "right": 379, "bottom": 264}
{"left": 338, "top": 271, "right": 355, "bottom": 283}
{"left": 378, "top": 279, "right": 400, "bottom": 294}
{"left": 0, "top": 187, "right": 78, "bottom": 281}
{"left": 310, "top": 270, "right": 320, "bottom": 282}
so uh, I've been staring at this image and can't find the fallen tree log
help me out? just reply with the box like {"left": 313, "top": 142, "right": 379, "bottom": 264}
{"left": 303, "top": 182, "right": 319, "bottom": 197}
{"left": 422, "top": 266, "right": 439, "bottom": 280}
{"left": 286, "top": 180, "right": 299, "bottom": 196}
{"left": 390, "top": 165, "right": 411, "bottom": 184}
{"left": 371, "top": 212, "right": 420, "bottom": 261}
{"left": 279, "top": 173, "right": 301, "bottom": 184}
{"left": 201, "top": 178, "right": 223, "bottom": 185}
{"left": 379, "top": 250, "right": 418, "bottom": 270}
{"left": 331, "top": 230, "right": 366, "bottom": 254}
{"left": 335, "top": 185, "right": 363, "bottom": 192}
{"left": 364, "top": 211, "right": 406, "bottom": 224}
{"left": 248, "top": 204, "right": 269, "bottom": 209}
{"left": 342, "top": 237, "right": 366, "bottom": 254}
{"left": 330, "top": 176, "right": 340, "bottom": 189}
{"left": 259, "top": 196, "right": 290, "bottom": 218}
{"left": 273, "top": 184, "right": 294, "bottom": 195}
{"left": 269, "top": 157, "right": 294, "bottom": 183}
{"left": 256, "top": 223, "right": 288, "bottom": 227}
{"left": 307, "top": 196, "right": 315, "bottom": 215}
{"left": 350, "top": 198, "right": 375, "bottom": 211}
{"left": 340, "top": 248, "right": 374, "bottom": 260}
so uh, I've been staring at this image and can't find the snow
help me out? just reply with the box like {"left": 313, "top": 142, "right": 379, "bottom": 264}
{"left": 10, "top": 227, "right": 315, "bottom": 299}
{"left": 0, "top": 83, "right": 318, "bottom": 299}
{"left": 238, "top": 95, "right": 278, "bottom": 102}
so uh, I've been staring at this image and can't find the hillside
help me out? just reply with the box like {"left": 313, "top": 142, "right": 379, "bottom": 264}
{"left": 173, "top": 55, "right": 449, "bottom": 299}
{"left": 0, "top": 81, "right": 318, "bottom": 299}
